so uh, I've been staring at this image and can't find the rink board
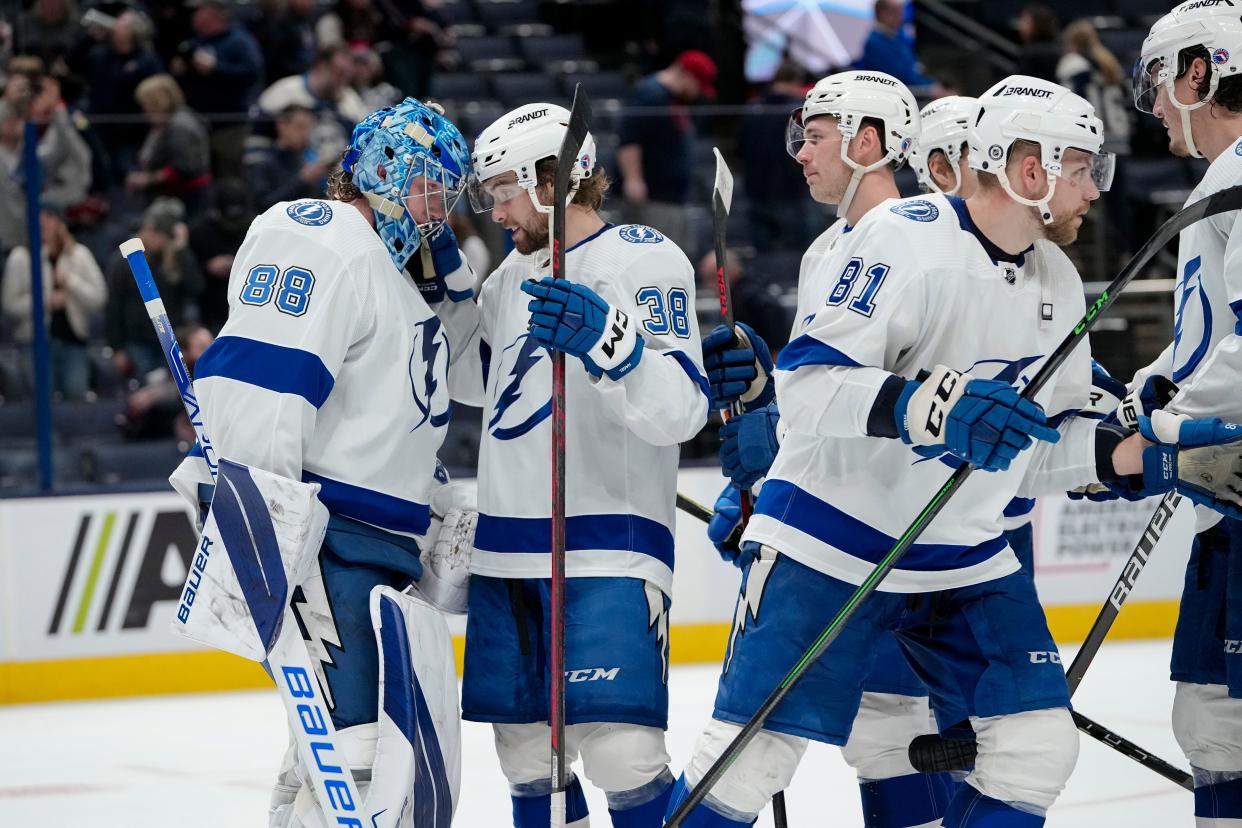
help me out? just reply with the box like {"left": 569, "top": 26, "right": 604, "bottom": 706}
{"left": 0, "top": 469, "right": 1195, "bottom": 703}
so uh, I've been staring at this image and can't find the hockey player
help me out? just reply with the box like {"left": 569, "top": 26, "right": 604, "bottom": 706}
{"left": 671, "top": 74, "right": 1242, "bottom": 828}
{"left": 453, "top": 103, "right": 708, "bottom": 827}
{"left": 1126, "top": 5, "right": 1242, "bottom": 823}
{"left": 706, "top": 71, "right": 966, "bottom": 828}
{"left": 909, "top": 96, "right": 979, "bottom": 198}
{"left": 169, "top": 98, "right": 479, "bottom": 827}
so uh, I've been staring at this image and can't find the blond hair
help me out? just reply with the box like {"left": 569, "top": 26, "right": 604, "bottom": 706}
{"left": 134, "top": 74, "right": 185, "bottom": 115}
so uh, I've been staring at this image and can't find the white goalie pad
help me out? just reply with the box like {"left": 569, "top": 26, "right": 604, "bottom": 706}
{"left": 171, "top": 458, "right": 328, "bottom": 661}
{"left": 415, "top": 481, "right": 477, "bottom": 614}
{"left": 366, "top": 586, "right": 462, "bottom": 827}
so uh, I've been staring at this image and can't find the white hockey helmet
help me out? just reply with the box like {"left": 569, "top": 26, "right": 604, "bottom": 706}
{"left": 468, "top": 103, "right": 596, "bottom": 215}
{"left": 969, "top": 75, "right": 1114, "bottom": 224}
{"left": 1133, "top": 1, "right": 1242, "bottom": 159}
{"left": 909, "top": 96, "right": 978, "bottom": 195}
{"left": 785, "top": 70, "right": 920, "bottom": 218}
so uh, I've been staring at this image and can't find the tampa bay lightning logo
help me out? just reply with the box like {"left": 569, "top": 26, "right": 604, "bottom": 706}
{"left": 489, "top": 334, "right": 551, "bottom": 440}
{"left": 409, "top": 316, "right": 451, "bottom": 430}
{"left": 890, "top": 200, "right": 939, "bottom": 222}
{"left": 619, "top": 224, "right": 665, "bottom": 244}
{"left": 1172, "top": 256, "right": 1211, "bottom": 383}
{"left": 287, "top": 200, "right": 333, "bottom": 226}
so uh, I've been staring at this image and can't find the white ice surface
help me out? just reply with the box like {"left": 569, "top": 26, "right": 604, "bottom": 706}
{"left": 0, "top": 639, "right": 1191, "bottom": 826}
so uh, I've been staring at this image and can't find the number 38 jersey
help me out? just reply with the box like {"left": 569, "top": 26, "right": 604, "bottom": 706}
{"left": 190, "top": 199, "right": 467, "bottom": 540}
{"left": 745, "top": 194, "right": 1099, "bottom": 592}
{"left": 450, "top": 224, "right": 709, "bottom": 595}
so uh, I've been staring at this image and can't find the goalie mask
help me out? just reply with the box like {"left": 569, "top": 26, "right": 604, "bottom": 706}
{"left": 467, "top": 103, "right": 597, "bottom": 215}
{"left": 909, "top": 96, "right": 978, "bottom": 195}
{"left": 785, "top": 70, "right": 920, "bottom": 219}
{"left": 1134, "top": 1, "right": 1242, "bottom": 159}
{"left": 342, "top": 98, "right": 470, "bottom": 271}
{"left": 970, "top": 75, "right": 1114, "bottom": 224}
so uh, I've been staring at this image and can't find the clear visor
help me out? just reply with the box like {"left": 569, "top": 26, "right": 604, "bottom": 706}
{"left": 785, "top": 108, "right": 807, "bottom": 159}
{"left": 1063, "top": 151, "right": 1116, "bottom": 193}
{"left": 466, "top": 171, "right": 528, "bottom": 214}
{"left": 1132, "top": 56, "right": 1164, "bottom": 114}
{"left": 400, "top": 154, "right": 464, "bottom": 237}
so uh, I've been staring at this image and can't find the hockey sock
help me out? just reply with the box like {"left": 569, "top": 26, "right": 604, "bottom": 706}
{"left": 664, "top": 773, "right": 756, "bottom": 827}
{"left": 511, "top": 775, "right": 590, "bottom": 827}
{"left": 606, "top": 768, "right": 674, "bottom": 827}
{"left": 1194, "top": 772, "right": 1242, "bottom": 825}
{"left": 859, "top": 772, "right": 955, "bottom": 827}
{"left": 942, "top": 787, "right": 1044, "bottom": 827}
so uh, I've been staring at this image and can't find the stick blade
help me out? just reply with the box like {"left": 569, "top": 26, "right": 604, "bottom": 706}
{"left": 712, "top": 147, "right": 734, "bottom": 215}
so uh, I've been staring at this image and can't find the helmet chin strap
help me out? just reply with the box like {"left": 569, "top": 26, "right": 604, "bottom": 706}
{"left": 997, "top": 166, "right": 1058, "bottom": 226}
{"left": 524, "top": 179, "right": 581, "bottom": 216}
{"left": 1167, "top": 70, "right": 1219, "bottom": 160}
{"left": 836, "top": 136, "right": 895, "bottom": 219}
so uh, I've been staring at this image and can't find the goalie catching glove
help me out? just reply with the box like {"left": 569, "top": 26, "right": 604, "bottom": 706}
{"left": 893, "top": 364, "right": 1060, "bottom": 472}
{"left": 415, "top": 480, "right": 477, "bottom": 615}
{"left": 522, "top": 276, "right": 644, "bottom": 380}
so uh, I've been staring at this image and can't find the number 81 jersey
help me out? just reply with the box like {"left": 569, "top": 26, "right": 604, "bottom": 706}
{"left": 454, "top": 223, "right": 709, "bottom": 595}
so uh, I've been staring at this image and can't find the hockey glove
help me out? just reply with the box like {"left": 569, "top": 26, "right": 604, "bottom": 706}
{"left": 895, "top": 365, "right": 1060, "bottom": 473}
{"left": 1084, "top": 360, "right": 1128, "bottom": 418}
{"left": 1117, "top": 374, "right": 1179, "bottom": 431}
{"left": 707, "top": 484, "right": 757, "bottom": 568}
{"left": 1111, "top": 411, "right": 1242, "bottom": 519}
{"left": 417, "top": 223, "right": 474, "bottom": 304}
{"left": 702, "top": 321, "right": 775, "bottom": 412}
{"left": 522, "top": 276, "right": 645, "bottom": 380}
{"left": 720, "top": 402, "right": 781, "bottom": 490}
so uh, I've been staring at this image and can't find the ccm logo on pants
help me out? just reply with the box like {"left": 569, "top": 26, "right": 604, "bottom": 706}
{"left": 1225, "top": 640, "right": 1242, "bottom": 654}
{"left": 1029, "top": 651, "right": 1062, "bottom": 664}
{"left": 566, "top": 667, "right": 620, "bottom": 683}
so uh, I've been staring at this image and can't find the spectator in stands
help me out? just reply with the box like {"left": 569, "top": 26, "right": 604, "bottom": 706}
{"left": 129, "top": 74, "right": 212, "bottom": 217}
{"left": 696, "top": 249, "right": 791, "bottom": 356}
{"left": 1016, "top": 4, "right": 1062, "bottom": 82}
{"left": 257, "top": 43, "right": 368, "bottom": 152}
{"left": 0, "top": 72, "right": 92, "bottom": 252}
{"left": 351, "top": 44, "right": 401, "bottom": 112}
{"left": 170, "top": 0, "right": 264, "bottom": 176}
{"left": 316, "top": 0, "right": 451, "bottom": 101}
{"left": 1, "top": 205, "right": 106, "bottom": 399}
{"left": 105, "top": 197, "right": 203, "bottom": 381}
{"left": 245, "top": 104, "right": 328, "bottom": 211}
{"left": 189, "top": 179, "right": 253, "bottom": 333}
{"left": 120, "top": 323, "right": 214, "bottom": 441}
{"left": 76, "top": 9, "right": 162, "bottom": 186}
{"left": 740, "top": 61, "right": 816, "bottom": 253}
{"left": 1057, "top": 19, "right": 1134, "bottom": 258}
{"left": 854, "top": 0, "right": 944, "bottom": 95}
{"left": 17, "top": 0, "right": 80, "bottom": 73}
{"left": 616, "top": 49, "right": 717, "bottom": 246}
{"left": 247, "top": 0, "right": 317, "bottom": 84}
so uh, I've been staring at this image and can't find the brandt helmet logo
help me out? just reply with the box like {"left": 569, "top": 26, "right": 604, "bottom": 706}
{"left": 1184, "top": 0, "right": 1233, "bottom": 11}
{"left": 996, "top": 85, "right": 1054, "bottom": 99}
{"left": 855, "top": 74, "right": 898, "bottom": 86}
{"left": 508, "top": 108, "right": 549, "bottom": 128}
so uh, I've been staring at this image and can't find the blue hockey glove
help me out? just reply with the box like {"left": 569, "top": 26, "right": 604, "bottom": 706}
{"left": 719, "top": 403, "right": 781, "bottom": 490}
{"left": 702, "top": 321, "right": 775, "bottom": 412}
{"left": 1082, "top": 360, "right": 1128, "bottom": 418}
{"left": 522, "top": 277, "right": 645, "bottom": 380}
{"left": 707, "top": 484, "right": 757, "bottom": 568}
{"left": 894, "top": 365, "right": 1060, "bottom": 473}
{"left": 1116, "top": 374, "right": 1179, "bottom": 431}
{"left": 1115, "top": 411, "right": 1242, "bottom": 518}
{"left": 417, "top": 223, "right": 473, "bottom": 304}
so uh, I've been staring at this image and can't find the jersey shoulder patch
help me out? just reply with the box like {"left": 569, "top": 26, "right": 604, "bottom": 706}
{"left": 618, "top": 224, "right": 665, "bottom": 244}
{"left": 889, "top": 199, "right": 940, "bottom": 223}
{"left": 286, "top": 200, "right": 334, "bottom": 227}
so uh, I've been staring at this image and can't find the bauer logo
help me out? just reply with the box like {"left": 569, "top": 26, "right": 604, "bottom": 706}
{"left": 890, "top": 200, "right": 940, "bottom": 222}
{"left": 619, "top": 225, "right": 665, "bottom": 244}
{"left": 507, "top": 107, "right": 549, "bottom": 128}
{"left": 48, "top": 507, "right": 199, "bottom": 636}
{"left": 287, "top": 200, "right": 333, "bottom": 226}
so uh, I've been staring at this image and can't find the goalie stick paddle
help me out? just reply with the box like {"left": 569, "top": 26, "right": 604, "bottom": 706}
{"left": 549, "top": 84, "right": 591, "bottom": 828}
{"left": 665, "top": 183, "right": 1242, "bottom": 826}
{"left": 119, "top": 239, "right": 364, "bottom": 826}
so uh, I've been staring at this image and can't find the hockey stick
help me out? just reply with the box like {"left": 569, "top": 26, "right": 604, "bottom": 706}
{"left": 680, "top": 492, "right": 1194, "bottom": 791}
{"left": 119, "top": 239, "right": 366, "bottom": 826}
{"left": 549, "top": 85, "right": 592, "bottom": 828}
{"left": 665, "top": 183, "right": 1242, "bottom": 826}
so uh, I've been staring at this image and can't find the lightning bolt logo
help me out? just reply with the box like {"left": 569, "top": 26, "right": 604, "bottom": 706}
{"left": 724, "top": 548, "right": 776, "bottom": 674}
{"left": 289, "top": 562, "right": 344, "bottom": 710}
{"left": 645, "top": 582, "right": 671, "bottom": 683}
{"left": 488, "top": 333, "right": 551, "bottom": 440}
{"left": 410, "top": 316, "right": 452, "bottom": 430}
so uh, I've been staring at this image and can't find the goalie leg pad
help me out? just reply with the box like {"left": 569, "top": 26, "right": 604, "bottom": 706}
{"left": 968, "top": 708, "right": 1078, "bottom": 815}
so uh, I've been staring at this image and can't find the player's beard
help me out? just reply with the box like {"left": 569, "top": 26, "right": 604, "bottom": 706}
{"left": 1043, "top": 208, "right": 1084, "bottom": 247}
{"left": 513, "top": 213, "right": 550, "bottom": 255}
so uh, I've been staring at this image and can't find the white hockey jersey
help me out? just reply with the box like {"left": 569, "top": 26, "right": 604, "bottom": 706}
{"left": 451, "top": 223, "right": 709, "bottom": 594}
{"left": 190, "top": 199, "right": 467, "bottom": 540}
{"left": 1133, "top": 137, "right": 1242, "bottom": 424}
{"left": 744, "top": 194, "right": 1098, "bottom": 592}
